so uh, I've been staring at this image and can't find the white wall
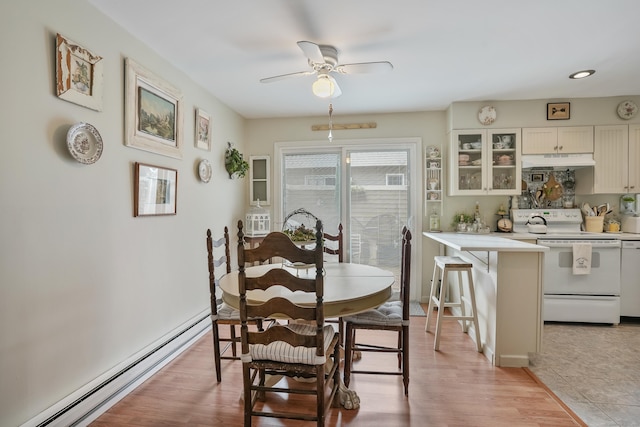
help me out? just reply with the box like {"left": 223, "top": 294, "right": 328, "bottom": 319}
{"left": 0, "top": 2, "right": 247, "bottom": 425}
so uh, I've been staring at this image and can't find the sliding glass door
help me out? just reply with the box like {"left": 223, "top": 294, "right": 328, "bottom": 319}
{"left": 276, "top": 139, "right": 419, "bottom": 291}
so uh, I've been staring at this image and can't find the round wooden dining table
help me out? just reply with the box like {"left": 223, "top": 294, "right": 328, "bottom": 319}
{"left": 218, "top": 262, "right": 395, "bottom": 318}
{"left": 218, "top": 262, "right": 395, "bottom": 410}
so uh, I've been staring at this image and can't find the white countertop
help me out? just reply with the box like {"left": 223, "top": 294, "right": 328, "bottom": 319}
{"left": 423, "top": 232, "right": 548, "bottom": 252}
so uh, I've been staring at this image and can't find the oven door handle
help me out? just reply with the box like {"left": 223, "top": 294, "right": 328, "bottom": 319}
{"left": 538, "top": 239, "right": 621, "bottom": 248}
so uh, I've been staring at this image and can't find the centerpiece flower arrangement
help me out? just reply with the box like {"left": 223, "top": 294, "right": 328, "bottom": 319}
{"left": 282, "top": 223, "right": 317, "bottom": 242}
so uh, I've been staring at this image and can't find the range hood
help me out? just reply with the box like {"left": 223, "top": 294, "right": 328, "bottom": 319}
{"left": 521, "top": 153, "right": 595, "bottom": 169}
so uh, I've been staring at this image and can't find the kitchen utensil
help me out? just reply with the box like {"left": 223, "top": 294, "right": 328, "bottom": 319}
{"left": 526, "top": 214, "right": 548, "bottom": 233}
{"left": 542, "top": 174, "right": 563, "bottom": 201}
{"left": 582, "top": 202, "right": 593, "bottom": 216}
{"left": 597, "top": 204, "right": 607, "bottom": 216}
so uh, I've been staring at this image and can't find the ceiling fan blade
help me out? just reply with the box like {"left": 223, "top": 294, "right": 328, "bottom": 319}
{"left": 336, "top": 61, "right": 393, "bottom": 74}
{"left": 260, "top": 70, "right": 314, "bottom": 83}
{"left": 297, "top": 40, "right": 325, "bottom": 64}
{"left": 330, "top": 76, "right": 342, "bottom": 98}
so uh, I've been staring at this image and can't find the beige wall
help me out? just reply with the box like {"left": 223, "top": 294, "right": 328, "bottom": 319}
{"left": 0, "top": 2, "right": 247, "bottom": 425}
{"left": 2, "top": 1, "right": 638, "bottom": 425}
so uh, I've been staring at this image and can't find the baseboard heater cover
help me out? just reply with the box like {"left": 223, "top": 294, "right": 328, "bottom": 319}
{"left": 23, "top": 311, "right": 211, "bottom": 427}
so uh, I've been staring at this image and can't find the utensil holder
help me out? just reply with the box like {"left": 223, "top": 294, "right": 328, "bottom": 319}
{"left": 585, "top": 216, "right": 604, "bottom": 233}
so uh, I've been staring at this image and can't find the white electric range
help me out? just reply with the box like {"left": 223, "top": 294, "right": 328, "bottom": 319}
{"left": 512, "top": 209, "right": 621, "bottom": 325}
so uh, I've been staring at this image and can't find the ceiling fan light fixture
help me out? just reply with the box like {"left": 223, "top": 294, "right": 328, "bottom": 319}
{"left": 312, "top": 75, "right": 334, "bottom": 98}
{"left": 569, "top": 69, "right": 595, "bottom": 79}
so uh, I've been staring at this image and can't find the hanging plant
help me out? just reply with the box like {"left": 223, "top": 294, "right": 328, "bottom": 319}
{"left": 224, "top": 141, "right": 249, "bottom": 179}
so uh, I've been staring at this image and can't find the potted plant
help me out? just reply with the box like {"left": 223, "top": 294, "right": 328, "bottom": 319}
{"left": 224, "top": 142, "right": 249, "bottom": 179}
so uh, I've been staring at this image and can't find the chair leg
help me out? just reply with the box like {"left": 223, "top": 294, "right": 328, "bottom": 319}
{"left": 425, "top": 264, "right": 440, "bottom": 332}
{"left": 465, "top": 269, "right": 483, "bottom": 352}
{"left": 316, "top": 365, "right": 325, "bottom": 427}
{"left": 402, "top": 325, "right": 409, "bottom": 395}
{"left": 434, "top": 267, "right": 448, "bottom": 351}
{"left": 230, "top": 325, "right": 238, "bottom": 357}
{"left": 457, "top": 270, "right": 468, "bottom": 333}
{"left": 242, "top": 364, "right": 252, "bottom": 427}
{"left": 211, "top": 323, "right": 222, "bottom": 383}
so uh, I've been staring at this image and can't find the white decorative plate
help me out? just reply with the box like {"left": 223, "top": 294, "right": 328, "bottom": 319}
{"left": 478, "top": 105, "right": 497, "bottom": 125}
{"left": 66, "top": 122, "right": 103, "bottom": 164}
{"left": 198, "top": 159, "right": 212, "bottom": 183}
{"left": 617, "top": 100, "right": 638, "bottom": 120}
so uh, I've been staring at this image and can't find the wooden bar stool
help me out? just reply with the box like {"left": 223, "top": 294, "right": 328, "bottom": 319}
{"left": 425, "top": 256, "right": 482, "bottom": 352}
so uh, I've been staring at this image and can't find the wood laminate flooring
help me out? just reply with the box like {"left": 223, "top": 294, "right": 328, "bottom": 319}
{"left": 91, "top": 308, "right": 584, "bottom": 426}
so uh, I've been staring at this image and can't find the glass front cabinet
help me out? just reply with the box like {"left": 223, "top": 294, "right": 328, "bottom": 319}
{"left": 449, "top": 128, "right": 521, "bottom": 196}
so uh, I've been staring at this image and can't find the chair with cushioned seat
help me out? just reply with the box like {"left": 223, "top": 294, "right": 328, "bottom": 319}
{"left": 237, "top": 219, "right": 340, "bottom": 427}
{"left": 206, "top": 227, "right": 265, "bottom": 382}
{"left": 342, "top": 227, "right": 412, "bottom": 395}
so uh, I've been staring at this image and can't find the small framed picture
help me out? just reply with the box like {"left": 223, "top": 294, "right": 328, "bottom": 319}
{"left": 134, "top": 162, "right": 178, "bottom": 217}
{"left": 547, "top": 102, "right": 570, "bottom": 120}
{"left": 55, "top": 33, "right": 103, "bottom": 111}
{"left": 195, "top": 108, "right": 212, "bottom": 151}
{"left": 531, "top": 173, "right": 544, "bottom": 182}
{"left": 125, "top": 58, "right": 183, "bottom": 159}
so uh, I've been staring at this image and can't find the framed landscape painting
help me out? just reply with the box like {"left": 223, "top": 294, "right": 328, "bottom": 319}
{"left": 125, "top": 58, "right": 183, "bottom": 159}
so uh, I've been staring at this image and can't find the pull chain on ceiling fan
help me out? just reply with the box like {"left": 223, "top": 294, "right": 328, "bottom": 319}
{"left": 260, "top": 41, "right": 393, "bottom": 98}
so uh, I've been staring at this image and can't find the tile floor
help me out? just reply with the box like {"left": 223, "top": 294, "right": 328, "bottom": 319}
{"left": 529, "top": 320, "right": 640, "bottom": 426}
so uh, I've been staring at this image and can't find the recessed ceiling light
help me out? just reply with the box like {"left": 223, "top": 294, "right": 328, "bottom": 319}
{"left": 569, "top": 70, "right": 596, "bottom": 79}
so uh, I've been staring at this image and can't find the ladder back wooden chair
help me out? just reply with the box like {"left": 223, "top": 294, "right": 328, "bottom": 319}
{"left": 343, "top": 226, "right": 412, "bottom": 395}
{"left": 322, "top": 224, "right": 345, "bottom": 342}
{"left": 237, "top": 219, "right": 340, "bottom": 427}
{"left": 206, "top": 227, "right": 265, "bottom": 383}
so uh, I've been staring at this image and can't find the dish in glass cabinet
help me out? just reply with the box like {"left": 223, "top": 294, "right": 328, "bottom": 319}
{"left": 66, "top": 122, "right": 103, "bottom": 164}
{"left": 617, "top": 100, "right": 638, "bottom": 120}
{"left": 478, "top": 105, "right": 496, "bottom": 125}
{"left": 198, "top": 159, "right": 212, "bottom": 183}
{"left": 426, "top": 145, "right": 440, "bottom": 158}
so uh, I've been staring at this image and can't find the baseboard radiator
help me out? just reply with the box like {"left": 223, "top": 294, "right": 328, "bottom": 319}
{"left": 23, "top": 311, "right": 211, "bottom": 427}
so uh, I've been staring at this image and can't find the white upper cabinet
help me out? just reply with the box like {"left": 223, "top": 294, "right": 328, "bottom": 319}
{"left": 576, "top": 125, "right": 640, "bottom": 194}
{"left": 450, "top": 128, "right": 521, "bottom": 196}
{"left": 522, "top": 126, "right": 593, "bottom": 154}
{"left": 249, "top": 155, "right": 270, "bottom": 205}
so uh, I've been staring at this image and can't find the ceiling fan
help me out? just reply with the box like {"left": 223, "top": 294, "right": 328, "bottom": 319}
{"left": 260, "top": 41, "right": 393, "bottom": 98}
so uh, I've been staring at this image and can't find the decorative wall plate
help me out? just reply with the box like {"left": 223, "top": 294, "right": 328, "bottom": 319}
{"left": 66, "top": 122, "right": 103, "bottom": 164}
{"left": 198, "top": 159, "right": 212, "bottom": 183}
{"left": 478, "top": 105, "right": 497, "bottom": 125}
{"left": 617, "top": 100, "right": 638, "bottom": 120}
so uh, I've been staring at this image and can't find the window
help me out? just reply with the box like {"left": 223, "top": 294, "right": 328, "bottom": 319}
{"left": 386, "top": 173, "right": 405, "bottom": 186}
{"left": 304, "top": 175, "right": 336, "bottom": 186}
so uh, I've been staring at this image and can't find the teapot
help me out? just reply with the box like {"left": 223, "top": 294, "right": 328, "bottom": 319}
{"left": 499, "top": 135, "right": 512, "bottom": 144}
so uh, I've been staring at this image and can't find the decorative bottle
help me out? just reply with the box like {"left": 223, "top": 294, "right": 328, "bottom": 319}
{"left": 429, "top": 208, "right": 441, "bottom": 232}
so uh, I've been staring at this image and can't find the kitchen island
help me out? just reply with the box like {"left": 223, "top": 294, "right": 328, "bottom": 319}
{"left": 423, "top": 232, "right": 548, "bottom": 367}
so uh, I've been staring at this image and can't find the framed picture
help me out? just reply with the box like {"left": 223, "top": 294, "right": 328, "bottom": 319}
{"left": 195, "top": 108, "right": 212, "bottom": 150}
{"left": 125, "top": 58, "right": 183, "bottom": 159}
{"left": 547, "top": 102, "right": 570, "bottom": 120}
{"left": 55, "top": 33, "right": 103, "bottom": 111}
{"left": 134, "top": 162, "right": 178, "bottom": 217}
{"left": 531, "top": 173, "right": 544, "bottom": 182}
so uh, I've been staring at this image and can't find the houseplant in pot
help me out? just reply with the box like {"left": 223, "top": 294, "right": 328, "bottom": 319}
{"left": 224, "top": 142, "right": 249, "bottom": 179}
